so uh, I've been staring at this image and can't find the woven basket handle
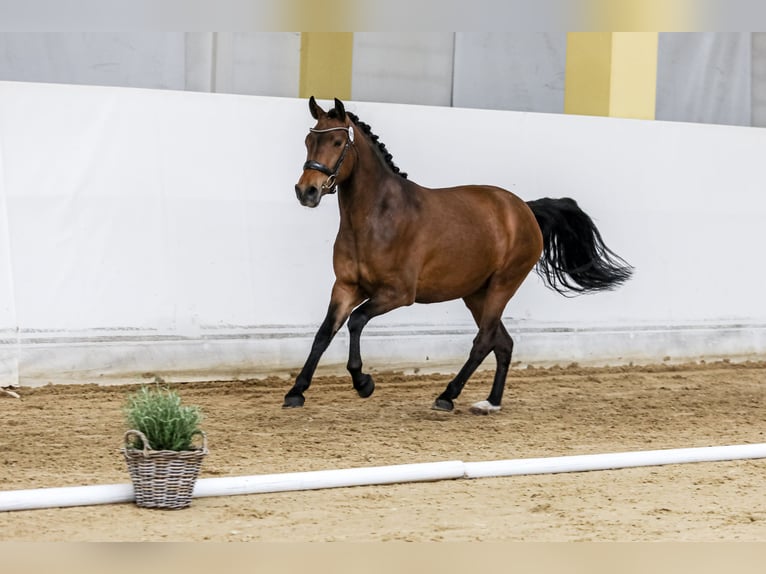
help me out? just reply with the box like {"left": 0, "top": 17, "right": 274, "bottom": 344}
{"left": 191, "top": 430, "right": 209, "bottom": 454}
{"left": 124, "top": 429, "right": 208, "bottom": 455}
{"left": 124, "top": 429, "right": 153, "bottom": 455}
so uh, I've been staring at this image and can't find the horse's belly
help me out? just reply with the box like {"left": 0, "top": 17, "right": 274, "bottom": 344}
{"left": 414, "top": 271, "right": 489, "bottom": 304}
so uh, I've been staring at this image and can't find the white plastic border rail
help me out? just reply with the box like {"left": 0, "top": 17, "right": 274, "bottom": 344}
{"left": 2, "top": 443, "right": 766, "bottom": 512}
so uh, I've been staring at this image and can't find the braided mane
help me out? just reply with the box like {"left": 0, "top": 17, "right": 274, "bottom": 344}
{"left": 328, "top": 108, "right": 408, "bottom": 180}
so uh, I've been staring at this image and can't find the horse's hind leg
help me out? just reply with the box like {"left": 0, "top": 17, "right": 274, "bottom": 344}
{"left": 432, "top": 324, "right": 498, "bottom": 412}
{"left": 432, "top": 291, "right": 501, "bottom": 411}
{"left": 433, "top": 284, "right": 518, "bottom": 413}
{"left": 470, "top": 323, "right": 513, "bottom": 415}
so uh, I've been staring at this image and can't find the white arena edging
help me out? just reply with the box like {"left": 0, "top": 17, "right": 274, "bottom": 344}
{"left": 2, "top": 443, "right": 765, "bottom": 512}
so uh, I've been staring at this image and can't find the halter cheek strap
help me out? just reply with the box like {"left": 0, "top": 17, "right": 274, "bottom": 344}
{"left": 302, "top": 125, "right": 355, "bottom": 193}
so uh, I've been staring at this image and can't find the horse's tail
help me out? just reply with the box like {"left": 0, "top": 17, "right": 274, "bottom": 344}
{"left": 526, "top": 197, "right": 633, "bottom": 295}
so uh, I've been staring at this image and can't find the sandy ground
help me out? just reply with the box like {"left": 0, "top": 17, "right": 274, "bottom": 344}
{"left": 1, "top": 361, "right": 765, "bottom": 541}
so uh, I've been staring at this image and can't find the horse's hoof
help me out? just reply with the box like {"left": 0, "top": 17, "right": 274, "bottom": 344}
{"left": 355, "top": 375, "right": 375, "bottom": 399}
{"left": 432, "top": 398, "right": 454, "bottom": 412}
{"left": 282, "top": 394, "right": 305, "bottom": 408}
{"left": 469, "top": 400, "right": 501, "bottom": 415}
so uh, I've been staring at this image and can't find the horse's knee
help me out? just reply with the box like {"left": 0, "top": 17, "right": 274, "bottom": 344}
{"left": 347, "top": 309, "right": 368, "bottom": 335}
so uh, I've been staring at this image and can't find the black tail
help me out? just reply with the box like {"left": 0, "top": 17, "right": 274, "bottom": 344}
{"left": 527, "top": 197, "right": 633, "bottom": 295}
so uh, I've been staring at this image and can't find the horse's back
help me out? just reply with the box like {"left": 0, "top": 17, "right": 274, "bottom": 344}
{"left": 419, "top": 183, "right": 541, "bottom": 255}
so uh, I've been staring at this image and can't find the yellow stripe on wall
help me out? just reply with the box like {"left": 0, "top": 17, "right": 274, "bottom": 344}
{"left": 565, "top": 32, "right": 658, "bottom": 120}
{"left": 299, "top": 33, "right": 353, "bottom": 101}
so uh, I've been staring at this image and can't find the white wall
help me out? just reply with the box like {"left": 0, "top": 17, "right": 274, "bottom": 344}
{"left": 453, "top": 32, "right": 566, "bottom": 113}
{"left": 1, "top": 81, "right": 765, "bottom": 386}
{"left": 2, "top": 32, "right": 765, "bottom": 126}
{"left": 657, "top": 32, "right": 752, "bottom": 126}
{"left": 210, "top": 32, "right": 301, "bottom": 96}
{"left": 351, "top": 33, "right": 456, "bottom": 106}
{"left": 0, "top": 33, "right": 187, "bottom": 90}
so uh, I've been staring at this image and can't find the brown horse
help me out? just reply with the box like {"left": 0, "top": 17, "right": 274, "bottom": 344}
{"left": 285, "top": 97, "right": 632, "bottom": 413}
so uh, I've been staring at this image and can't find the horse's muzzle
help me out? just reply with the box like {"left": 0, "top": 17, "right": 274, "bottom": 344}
{"left": 295, "top": 183, "right": 321, "bottom": 208}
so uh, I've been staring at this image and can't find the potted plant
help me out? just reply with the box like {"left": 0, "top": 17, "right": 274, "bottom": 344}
{"left": 122, "top": 380, "right": 207, "bottom": 509}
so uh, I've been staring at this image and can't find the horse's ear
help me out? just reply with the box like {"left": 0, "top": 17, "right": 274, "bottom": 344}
{"left": 309, "top": 96, "right": 325, "bottom": 120}
{"left": 334, "top": 98, "right": 346, "bottom": 118}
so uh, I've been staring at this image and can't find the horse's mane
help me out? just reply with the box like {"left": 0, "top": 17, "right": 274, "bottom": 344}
{"left": 328, "top": 108, "right": 408, "bottom": 180}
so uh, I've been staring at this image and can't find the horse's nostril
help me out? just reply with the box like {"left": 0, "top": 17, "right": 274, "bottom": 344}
{"left": 296, "top": 184, "right": 320, "bottom": 205}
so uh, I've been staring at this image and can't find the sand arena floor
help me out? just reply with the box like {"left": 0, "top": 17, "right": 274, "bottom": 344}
{"left": 1, "top": 361, "right": 765, "bottom": 541}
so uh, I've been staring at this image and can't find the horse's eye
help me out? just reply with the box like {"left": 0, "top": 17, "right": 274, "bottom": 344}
{"left": 333, "top": 139, "right": 343, "bottom": 148}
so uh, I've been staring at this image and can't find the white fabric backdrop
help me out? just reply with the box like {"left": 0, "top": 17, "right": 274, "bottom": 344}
{"left": 1, "top": 81, "right": 766, "bottom": 386}
{"left": 0, "top": 145, "right": 18, "bottom": 385}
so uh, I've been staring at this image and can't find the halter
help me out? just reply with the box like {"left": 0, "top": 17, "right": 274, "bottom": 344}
{"left": 303, "top": 125, "right": 355, "bottom": 193}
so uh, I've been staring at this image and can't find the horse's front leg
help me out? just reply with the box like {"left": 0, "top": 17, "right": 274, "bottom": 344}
{"left": 283, "top": 283, "right": 363, "bottom": 408}
{"left": 346, "top": 290, "right": 412, "bottom": 399}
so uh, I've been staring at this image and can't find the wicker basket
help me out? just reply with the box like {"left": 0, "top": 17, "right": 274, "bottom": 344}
{"left": 122, "top": 429, "right": 208, "bottom": 509}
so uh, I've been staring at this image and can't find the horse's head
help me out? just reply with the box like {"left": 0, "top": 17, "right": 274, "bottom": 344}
{"left": 295, "top": 96, "right": 356, "bottom": 208}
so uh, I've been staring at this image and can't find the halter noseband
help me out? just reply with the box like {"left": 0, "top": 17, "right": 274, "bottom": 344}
{"left": 303, "top": 125, "right": 355, "bottom": 193}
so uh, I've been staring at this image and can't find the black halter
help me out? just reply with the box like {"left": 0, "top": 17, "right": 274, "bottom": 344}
{"left": 302, "top": 125, "right": 355, "bottom": 193}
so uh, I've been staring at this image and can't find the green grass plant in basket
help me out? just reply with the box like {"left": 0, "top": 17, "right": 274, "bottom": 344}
{"left": 124, "top": 382, "right": 204, "bottom": 451}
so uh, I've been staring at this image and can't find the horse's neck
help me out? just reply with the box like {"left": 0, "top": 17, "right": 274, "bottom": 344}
{"left": 337, "top": 136, "right": 399, "bottom": 219}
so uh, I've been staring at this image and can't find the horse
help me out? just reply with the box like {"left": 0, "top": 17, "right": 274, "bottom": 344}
{"left": 285, "top": 96, "right": 632, "bottom": 414}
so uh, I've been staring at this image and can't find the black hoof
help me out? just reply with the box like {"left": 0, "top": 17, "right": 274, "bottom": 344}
{"left": 355, "top": 374, "right": 375, "bottom": 399}
{"left": 432, "top": 397, "right": 454, "bottom": 412}
{"left": 282, "top": 394, "right": 305, "bottom": 408}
